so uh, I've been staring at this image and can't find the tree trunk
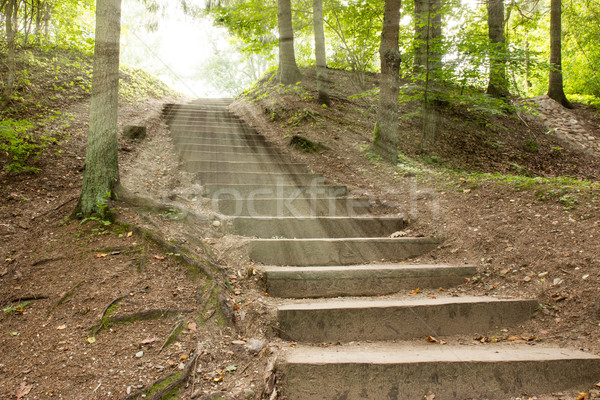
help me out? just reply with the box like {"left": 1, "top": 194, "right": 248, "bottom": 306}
{"left": 277, "top": 0, "right": 302, "bottom": 84}
{"left": 373, "top": 0, "right": 401, "bottom": 163}
{"left": 413, "top": 0, "right": 442, "bottom": 74}
{"left": 313, "top": 0, "right": 330, "bottom": 106}
{"left": 34, "top": 0, "right": 42, "bottom": 44}
{"left": 76, "top": 0, "right": 122, "bottom": 217}
{"left": 486, "top": 0, "right": 509, "bottom": 98}
{"left": 2, "top": 0, "right": 17, "bottom": 110}
{"left": 547, "top": 0, "right": 572, "bottom": 108}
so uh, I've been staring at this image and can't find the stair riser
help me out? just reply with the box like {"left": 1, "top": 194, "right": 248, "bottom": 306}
{"left": 277, "top": 299, "right": 537, "bottom": 342}
{"left": 279, "top": 359, "right": 600, "bottom": 400}
{"left": 212, "top": 198, "right": 371, "bottom": 217}
{"left": 183, "top": 162, "right": 308, "bottom": 174}
{"left": 264, "top": 266, "right": 476, "bottom": 298}
{"left": 233, "top": 218, "right": 406, "bottom": 238}
{"left": 195, "top": 173, "right": 323, "bottom": 186}
{"left": 250, "top": 238, "right": 440, "bottom": 266}
{"left": 204, "top": 185, "right": 347, "bottom": 198}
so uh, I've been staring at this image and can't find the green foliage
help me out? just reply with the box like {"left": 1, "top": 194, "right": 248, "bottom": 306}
{"left": 3, "top": 301, "right": 30, "bottom": 314}
{"left": 0, "top": 119, "right": 48, "bottom": 173}
{"left": 119, "top": 66, "right": 176, "bottom": 102}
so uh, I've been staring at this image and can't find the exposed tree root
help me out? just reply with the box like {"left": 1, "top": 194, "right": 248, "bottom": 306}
{"left": 90, "top": 294, "right": 127, "bottom": 337}
{"left": 122, "top": 351, "right": 199, "bottom": 400}
{"left": 111, "top": 308, "right": 194, "bottom": 324}
{"left": 47, "top": 280, "right": 84, "bottom": 316}
{"left": 159, "top": 318, "right": 184, "bottom": 353}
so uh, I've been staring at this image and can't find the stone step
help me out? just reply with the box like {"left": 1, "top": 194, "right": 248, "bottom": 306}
{"left": 278, "top": 342, "right": 600, "bottom": 399}
{"left": 168, "top": 125, "right": 252, "bottom": 134}
{"left": 171, "top": 132, "right": 266, "bottom": 142}
{"left": 173, "top": 136, "right": 268, "bottom": 146}
{"left": 260, "top": 264, "right": 476, "bottom": 298}
{"left": 249, "top": 237, "right": 441, "bottom": 266}
{"left": 180, "top": 151, "right": 290, "bottom": 163}
{"left": 211, "top": 197, "right": 371, "bottom": 217}
{"left": 231, "top": 216, "right": 406, "bottom": 238}
{"left": 183, "top": 161, "right": 308, "bottom": 174}
{"left": 194, "top": 172, "right": 324, "bottom": 186}
{"left": 177, "top": 144, "right": 280, "bottom": 155}
{"left": 277, "top": 296, "right": 537, "bottom": 342}
{"left": 203, "top": 184, "right": 347, "bottom": 198}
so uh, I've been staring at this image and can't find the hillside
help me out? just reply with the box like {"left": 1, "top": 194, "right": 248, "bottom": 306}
{"left": 1, "top": 55, "right": 600, "bottom": 399}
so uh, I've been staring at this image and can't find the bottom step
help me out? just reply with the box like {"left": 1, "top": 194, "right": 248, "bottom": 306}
{"left": 261, "top": 264, "right": 476, "bottom": 298}
{"left": 279, "top": 343, "right": 600, "bottom": 399}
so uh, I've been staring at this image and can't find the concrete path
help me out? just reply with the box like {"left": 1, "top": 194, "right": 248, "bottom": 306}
{"left": 164, "top": 99, "right": 600, "bottom": 399}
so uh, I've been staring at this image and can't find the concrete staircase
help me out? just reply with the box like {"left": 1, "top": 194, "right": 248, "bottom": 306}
{"left": 164, "top": 99, "right": 600, "bottom": 399}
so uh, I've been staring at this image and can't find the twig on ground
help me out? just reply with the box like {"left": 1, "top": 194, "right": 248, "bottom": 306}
{"left": 47, "top": 280, "right": 84, "bottom": 316}
{"left": 159, "top": 318, "right": 184, "bottom": 353}
{"left": 90, "top": 294, "right": 127, "bottom": 337}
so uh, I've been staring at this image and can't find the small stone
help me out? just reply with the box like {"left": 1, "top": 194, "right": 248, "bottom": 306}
{"left": 523, "top": 276, "right": 532, "bottom": 282}
{"left": 245, "top": 338, "right": 266, "bottom": 354}
{"left": 212, "top": 220, "right": 221, "bottom": 227}
{"left": 553, "top": 278, "right": 563, "bottom": 286}
{"left": 232, "top": 340, "right": 246, "bottom": 345}
{"left": 127, "top": 386, "right": 132, "bottom": 395}
{"left": 135, "top": 351, "right": 144, "bottom": 358}
{"left": 538, "top": 272, "right": 548, "bottom": 278}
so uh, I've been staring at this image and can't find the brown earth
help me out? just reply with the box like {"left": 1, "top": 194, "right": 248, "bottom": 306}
{"left": 1, "top": 65, "right": 600, "bottom": 400}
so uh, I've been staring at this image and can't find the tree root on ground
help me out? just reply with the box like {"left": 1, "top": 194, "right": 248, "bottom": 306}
{"left": 122, "top": 350, "right": 199, "bottom": 400}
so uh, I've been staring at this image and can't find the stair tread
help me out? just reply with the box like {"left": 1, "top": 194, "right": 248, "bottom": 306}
{"left": 277, "top": 295, "right": 536, "bottom": 310}
{"left": 283, "top": 342, "right": 600, "bottom": 363}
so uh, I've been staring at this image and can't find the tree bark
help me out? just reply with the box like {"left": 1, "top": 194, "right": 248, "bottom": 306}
{"left": 413, "top": 0, "right": 442, "bottom": 74}
{"left": 547, "top": 0, "right": 572, "bottom": 108}
{"left": 277, "top": 0, "right": 302, "bottom": 84}
{"left": 373, "top": 0, "right": 401, "bottom": 163}
{"left": 313, "top": 0, "right": 330, "bottom": 106}
{"left": 486, "top": 0, "right": 509, "bottom": 98}
{"left": 76, "top": 0, "right": 122, "bottom": 217}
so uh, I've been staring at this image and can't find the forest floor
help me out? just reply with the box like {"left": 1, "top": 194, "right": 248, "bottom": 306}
{"left": 1, "top": 56, "right": 600, "bottom": 399}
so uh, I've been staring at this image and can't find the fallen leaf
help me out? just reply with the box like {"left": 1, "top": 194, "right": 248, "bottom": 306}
{"left": 425, "top": 336, "right": 437, "bottom": 343}
{"left": 409, "top": 288, "right": 421, "bottom": 295}
{"left": 576, "top": 393, "right": 589, "bottom": 400}
{"left": 187, "top": 322, "right": 197, "bottom": 332}
{"left": 225, "top": 365, "right": 237, "bottom": 373}
{"left": 56, "top": 325, "right": 66, "bottom": 330}
{"left": 16, "top": 382, "right": 32, "bottom": 399}
{"left": 596, "top": 382, "right": 600, "bottom": 388}
{"left": 213, "top": 376, "right": 223, "bottom": 382}
{"left": 139, "top": 337, "right": 159, "bottom": 345}
{"left": 180, "top": 354, "right": 188, "bottom": 361}
{"left": 127, "top": 231, "right": 133, "bottom": 238}
{"left": 87, "top": 337, "right": 96, "bottom": 344}
{"left": 154, "top": 255, "right": 165, "bottom": 261}
{"left": 96, "top": 253, "right": 107, "bottom": 258}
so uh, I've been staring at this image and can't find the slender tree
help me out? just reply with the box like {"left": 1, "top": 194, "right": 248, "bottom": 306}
{"left": 547, "top": 0, "right": 571, "bottom": 108}
{"left": 313, "top": 0, "right": 330, "bottom": 106}
{"left": 76, "top": 0, "right": 122, "bottom": 217}
{"left": 1, "top": 0, "right": 17, "bottom": 110}
{"left": 277, "top": 0, "right": 302, "bottom": 84}
{"left": 487, "top": 0, "right": 509, "bottom": 98}
{"left": 413, "top": 0, "right": 442, "bottom": 74}
{"left": 373, "top": 0, "right": 401, "bottom": 163}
